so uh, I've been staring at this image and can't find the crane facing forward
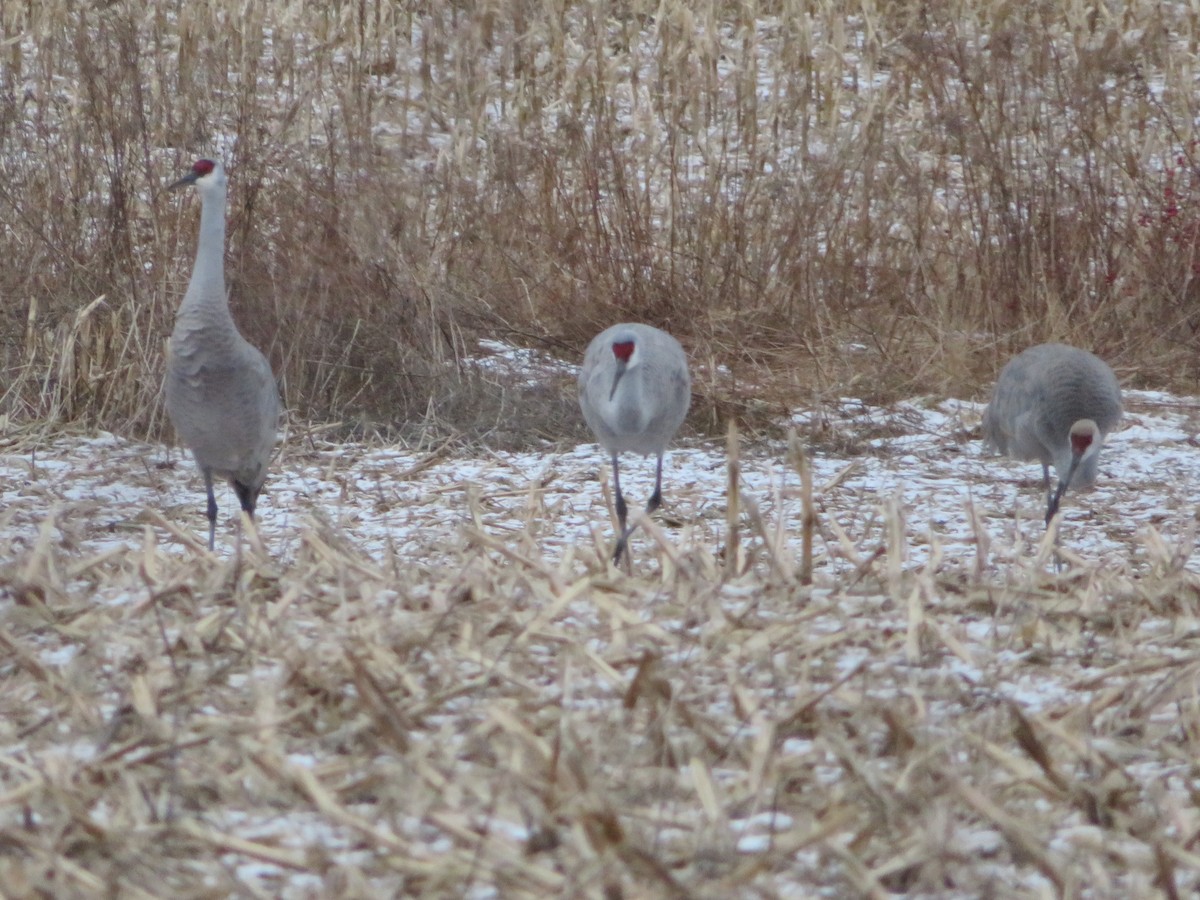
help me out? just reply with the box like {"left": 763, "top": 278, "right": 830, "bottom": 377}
{"left": 579, "top": 323, "right": 690, "bottom": 563}
{"left": 981, "top": 343, "right": 1120, "bottom": 525}
{"left": 165, "top": 159, "right": 280, "bottom": 550}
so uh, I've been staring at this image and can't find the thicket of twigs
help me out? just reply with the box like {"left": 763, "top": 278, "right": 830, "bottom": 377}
{"left": 2, "top": 1, "right": 1199, "bottom": 440}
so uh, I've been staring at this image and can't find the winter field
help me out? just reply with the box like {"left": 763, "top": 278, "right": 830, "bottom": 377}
{"left": 5, "top": 1, "right": 1200, "bottom": 897}
{"left": 4, "top": 355, "right": 1200, "bottom": 897}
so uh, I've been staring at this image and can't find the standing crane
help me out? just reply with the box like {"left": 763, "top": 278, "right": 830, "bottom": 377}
{"left": 165, "top": 159, "right": 281, "bottom": 550}
{"left": 579, "top": 323, "right": 690, "bottom": 563}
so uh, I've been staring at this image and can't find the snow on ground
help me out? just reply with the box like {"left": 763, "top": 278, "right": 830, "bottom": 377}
{"left": 2, "top": 383, "right": 1195, "bottom": 583}
{"left": 3, "top": 344, "right": 1200, "bottom": 895}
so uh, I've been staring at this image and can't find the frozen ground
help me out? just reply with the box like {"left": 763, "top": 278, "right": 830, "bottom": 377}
{"left": 2, "top": 385, "right": 1195, "bottom": 581}
{"left": 3, "top": 347, "right": 1200, "bottom": 896}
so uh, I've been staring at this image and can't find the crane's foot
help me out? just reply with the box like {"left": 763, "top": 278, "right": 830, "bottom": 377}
{"left": 612, "top": 523, "right": 639, "bottom": 566}
{"left": 645, "top": 489, "right": 662, "bottom": 516}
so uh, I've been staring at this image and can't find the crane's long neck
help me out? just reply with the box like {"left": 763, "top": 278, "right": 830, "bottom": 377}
{"left": 176, "top": 186, "right": 236, "bottom": 332}
{"left": 610, "top": 362, "right": 649, "bottom": 433}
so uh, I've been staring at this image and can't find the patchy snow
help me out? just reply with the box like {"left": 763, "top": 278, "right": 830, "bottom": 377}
{"left": 6, "top": 0, "right": 1200, "bottom": 890}
{"left": 3, "top": 369, "right": 1198, "bottom": 898}
{"left": 2, "top": 337, "right": 1197, "bottom": 589}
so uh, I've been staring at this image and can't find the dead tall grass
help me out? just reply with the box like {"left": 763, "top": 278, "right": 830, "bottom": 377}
{"left": 2, "top": 0, "right": 1200, "bottom": 435}
{"left": 1, "top": 445, "right": 1199, "bottom": 896}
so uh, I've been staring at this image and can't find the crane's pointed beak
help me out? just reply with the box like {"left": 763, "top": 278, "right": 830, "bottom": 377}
{"left": 1047, "top": 424, "right": 1099, "bottom": 526}
{"left": 168, "top": 171, "right": 200, "bottom": 192}
{"left": 1045, "top": 455, "right": 1082, "bottom": 526}
{"left": 608, "top": 363, "right": 627, "bottom": 401}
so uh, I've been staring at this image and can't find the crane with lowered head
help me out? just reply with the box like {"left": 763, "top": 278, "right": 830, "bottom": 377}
{"left": 981, "top": 342, "right": 1121, "bottom": 525}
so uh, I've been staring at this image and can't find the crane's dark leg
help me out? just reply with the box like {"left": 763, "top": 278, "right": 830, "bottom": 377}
{"left": 611, "top": 453, "right": 633, "bottom": 564}
{"left": 612, "top": 453, "right": 667, "bottom": 566}
{"left": 646, "top": 452, "right": 664, "bottom": 516}
{"left": 203, "top": 469, "right": 218, "bottom": 551}
{"left": 231, "top": 481, "right": 262, "bottom": 559}
{"left": 1040, "top": 463, "right": 1054, "bottom": 522}
{"left": 232, "top": 480, "right": 258, "bottom": 518}
{"left": 1045, "top": 478, "right": 1066, "bottom": 526}
{"left": 614, "top": 452, "right": 666, "bottom": 565}
{"left": 611, "top": 453, "right": 627, "bottom": 533}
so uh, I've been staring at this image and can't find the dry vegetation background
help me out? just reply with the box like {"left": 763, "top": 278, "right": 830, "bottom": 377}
{"left": 4, "top": 0, "right": 1200, "bottom": 897}
{"left": 3, "top": 0, "right": 1200, "bottom": 436}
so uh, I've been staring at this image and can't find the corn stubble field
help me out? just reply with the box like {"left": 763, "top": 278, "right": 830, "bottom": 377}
{"left": 4, "top": 1, "right": 1200, "bottom": 896}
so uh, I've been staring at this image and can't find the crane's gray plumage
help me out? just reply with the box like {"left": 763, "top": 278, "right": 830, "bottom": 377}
{"left": 579, "top": 323, "right": 690, "bottom": 563}
{"left": 165, "top": 159, "right": 280, "bottom": 549}
{"left": 981, "top": 343, "right": 1120, "bottom": 524}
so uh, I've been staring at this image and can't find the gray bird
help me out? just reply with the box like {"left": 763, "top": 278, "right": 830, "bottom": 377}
{"left": 165, "top": 159, "right": 280, "bottom": 549}
{"left": 981, "top": 343, "right": 1121, "bottom": 525}
{"left": 579, "top": 323, "right": 690, "bottom": 563}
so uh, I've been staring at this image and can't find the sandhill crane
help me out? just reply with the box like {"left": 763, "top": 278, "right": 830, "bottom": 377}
{"left": 981, "top": 343, "right": 1121, "bottom": 525}
{"left": 165, "top": 159, "right": 280, "bottom": 550}
{"left": 579, "top": 323, "right": 690, "bottom": 563}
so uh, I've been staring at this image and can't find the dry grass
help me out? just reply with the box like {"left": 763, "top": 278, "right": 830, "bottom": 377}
{"left": 5, "top": 2, "right": 1200, "bottom": 896}
{"left": 3, "top": 2, "right": 1200, "bottom": 437}
{"left": 2, "top": 398, "right": 1200, "bottom": 896}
